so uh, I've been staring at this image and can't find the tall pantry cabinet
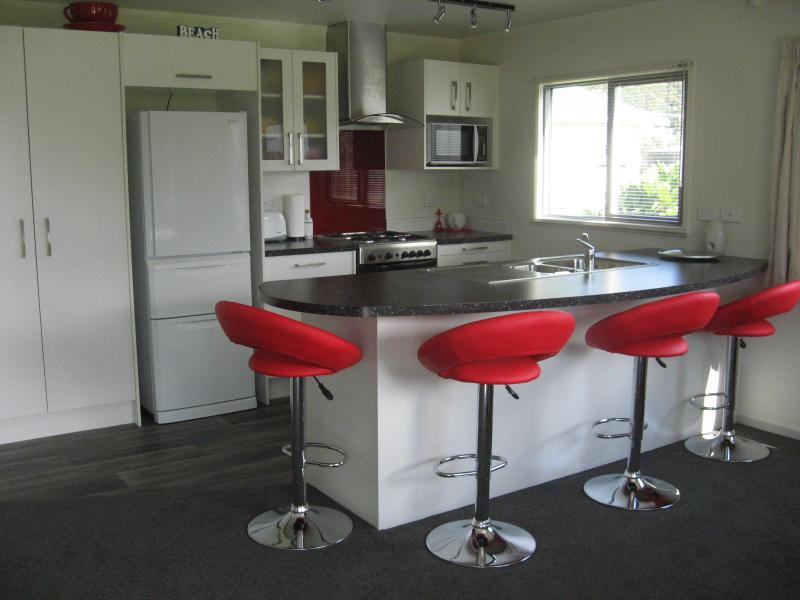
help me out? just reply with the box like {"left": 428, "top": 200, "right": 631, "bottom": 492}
{"left": 0, "top": 26, "right": 137, "bottom": 443}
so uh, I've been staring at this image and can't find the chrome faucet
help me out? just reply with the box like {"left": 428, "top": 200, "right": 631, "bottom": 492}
{"left": 576, "top": 232, "right": 596, "bottom": 271}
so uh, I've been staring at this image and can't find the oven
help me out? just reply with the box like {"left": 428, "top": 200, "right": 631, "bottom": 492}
{"left": 318, "top": 231, "right": 438, "bottom": 273}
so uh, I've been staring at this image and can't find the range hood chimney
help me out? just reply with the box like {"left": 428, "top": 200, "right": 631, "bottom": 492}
{"left": 327, "top": 22, "right": 405, "bottom": 125}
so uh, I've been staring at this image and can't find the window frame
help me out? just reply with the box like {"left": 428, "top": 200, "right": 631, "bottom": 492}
{"left": 534, "top": 63, "right": 693, "bottom": 234}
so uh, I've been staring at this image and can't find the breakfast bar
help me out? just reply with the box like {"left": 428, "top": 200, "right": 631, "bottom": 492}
{"left": 259, "top": 250, "right": 767, "bottom": 529}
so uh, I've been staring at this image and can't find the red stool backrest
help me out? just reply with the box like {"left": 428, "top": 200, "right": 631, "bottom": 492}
{"left": 215, "top": 301, "right": 362, "bottom": 376}
{"left": 417, "top": 311, "right": 576, "bottom": 379}
{"left": 585, "top": 291, "right": 720, "bottom": 357}
{"left": 703, "top": 281, "right": 800, "bottom": 337}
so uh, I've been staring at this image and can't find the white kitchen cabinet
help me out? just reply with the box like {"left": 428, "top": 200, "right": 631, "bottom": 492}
{"left": 260, "top": 48, "right": 339, "bottom": 172}
{"left": 0, "top": 27, "right": 136, "bottom": 441}
{"left": 387, "top": 59, "right": 500, "bottom": 170}
{"left": 436, "top": 241, "right": 511, "bottom": 267}
{"left": 0, "top": 26, "right": 47, "bottom": 421}
{"left": 121, "top": 33, "right": 257, "bottom": 91}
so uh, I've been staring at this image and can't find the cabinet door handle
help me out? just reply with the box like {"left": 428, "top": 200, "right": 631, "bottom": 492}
{"left": 461, "top": 245, "right": 489, "bottom": 252}
{"left": 450, "top": 81, "right": 458, "bottom": 111}
{"left": 298, "top": 133, "right": 305, "bottom": 165}
{"left": 175, "top": 73, "right": 213, "bottom": 80}
{"left": 293, "top": 261, "right": 326, "bottom": 268}
{"left": 466, "top": 82, "right": 472, "bottom": 112}
{"left": 44, "top": 217, "right": 52, "bottom": 256}
{"left": 288, "top": 132, "right": 295, "bottom": 165}
{"left": 19, "top": 219, "right": 26, "bottom": 258}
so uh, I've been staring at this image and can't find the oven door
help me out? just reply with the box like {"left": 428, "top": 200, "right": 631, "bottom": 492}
{"left": 358, "top": 258, "right": 437, "bottom": 273}
{"left": 427, "top": 123, "right": 476, "bottom": 165}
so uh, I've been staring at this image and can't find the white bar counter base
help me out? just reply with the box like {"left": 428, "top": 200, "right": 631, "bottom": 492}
{"left": 301, "top": 279, "right": 758, "bottom": 530}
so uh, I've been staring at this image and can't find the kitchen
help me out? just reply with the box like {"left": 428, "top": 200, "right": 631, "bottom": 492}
{"left": 1, "top": 0, "right": 799, "bottom": 596}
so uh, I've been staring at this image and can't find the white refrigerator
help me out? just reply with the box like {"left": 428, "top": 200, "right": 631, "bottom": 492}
{"left": 128, "top": 111, "right": 256, "bottom": 424}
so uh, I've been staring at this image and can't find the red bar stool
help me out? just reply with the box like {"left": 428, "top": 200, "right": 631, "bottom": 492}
{"left": 418, "top": 311, "right": 575, "bottom": 568}
{"left": 215, "top": 301, "right": 362, "bottom": 551}
{"left": 583, "top": 292, "right": 720, "bottom": 511}
{"left": 685, "top": 281, "right": 800, "bottom": 462}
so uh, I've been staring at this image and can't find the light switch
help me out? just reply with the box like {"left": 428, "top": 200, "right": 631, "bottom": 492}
{"left": 722, "top": 207, "right": 743, "bottom": 223}
{"left": 697, "top": 206, "right": 720, "bottom": 221}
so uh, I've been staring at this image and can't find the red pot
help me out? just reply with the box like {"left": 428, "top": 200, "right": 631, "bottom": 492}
{"left": 63, "top": 2, "right": 118, "bottom": 23}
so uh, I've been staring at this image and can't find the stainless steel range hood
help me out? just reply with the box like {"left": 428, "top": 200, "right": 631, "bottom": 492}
{"left": 327, "top": 22, "right": 405, "bottom": 125}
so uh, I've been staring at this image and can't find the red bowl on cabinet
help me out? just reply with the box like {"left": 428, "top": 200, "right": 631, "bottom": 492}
{"left": 63, "top": 2, "right": 118, "bottom": 23}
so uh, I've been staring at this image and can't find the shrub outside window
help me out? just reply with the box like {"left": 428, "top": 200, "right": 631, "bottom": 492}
{"left": 537, "top": 69, "right": 688, "bottom": 227}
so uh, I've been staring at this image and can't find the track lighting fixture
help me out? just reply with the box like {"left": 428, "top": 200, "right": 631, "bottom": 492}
{"left": 429, "top": 1, "right": 516, "bottom": 32}
{"left": 434, "top": 1, "right": 446, "bottom": 24}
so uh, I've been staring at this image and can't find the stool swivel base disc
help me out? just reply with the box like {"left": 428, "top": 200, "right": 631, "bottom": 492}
{"left": 247, "top": 505, "right": 353, "bottom": 550}
{"left": 426, "top": 519, "right": 536, "bottom": 568}
{"left": 584, "top": 473, "right": 680, "bottom": 511}
{"left": 684, "top": 432, "right": 770, "bottom": 463}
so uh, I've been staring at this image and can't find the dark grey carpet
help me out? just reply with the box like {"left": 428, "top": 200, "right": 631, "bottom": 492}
{"left": 1, "top": 424, "right": 799, "bottom": 599}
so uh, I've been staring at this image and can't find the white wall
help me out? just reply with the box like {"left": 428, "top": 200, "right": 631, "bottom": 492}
{"left": 458, "top": 0, "right": 800, "bottom": 436}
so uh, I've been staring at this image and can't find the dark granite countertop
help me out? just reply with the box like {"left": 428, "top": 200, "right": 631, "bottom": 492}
{"left": 259, "top": 249, "right": 767, "bottom": 317}
{"left": 263, "top": 230, "right": 512, "bottom": 257}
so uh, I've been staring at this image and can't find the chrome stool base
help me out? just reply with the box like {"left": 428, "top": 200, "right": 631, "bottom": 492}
{"left": 426, "top": 519, "right": 536, "bottom": 568}
{"left": 583, "top": 473, "right": 680, "bottom": 511}
{"left": 247, "top": 505, "right": 353, "bottom": 550}
{"left": 684, "top": 432, "right": 770, "bottom": 463}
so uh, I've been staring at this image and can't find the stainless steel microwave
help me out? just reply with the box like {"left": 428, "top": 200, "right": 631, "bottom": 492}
{"left": 427, "top": 123, "right": 488, "bottom": 166}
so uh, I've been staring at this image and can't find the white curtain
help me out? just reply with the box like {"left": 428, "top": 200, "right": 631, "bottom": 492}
{"left": 769, "top": 39, "right": 800, "bottom": 284}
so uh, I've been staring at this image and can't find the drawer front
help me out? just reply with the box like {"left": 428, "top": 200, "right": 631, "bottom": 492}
{"left": 437, "top": 241, "right": 510, "bottom": 258}
{"left": 437, "top": 251, "right": 509, "bottom": 267}
{"left": 147, "top": 254, "right": 251, "bottom": 319}
{"left": 122, "top": 34, "right": 257, "bottom": 90}
{"left": 263, "top": 251, "right": 355, "bottom": 281}
{"left": 151, "top": 315, "right": 254, "bottom": 412}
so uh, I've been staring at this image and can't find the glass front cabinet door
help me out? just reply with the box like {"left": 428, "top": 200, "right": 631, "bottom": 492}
{"left": 260, "top": 48, "right": 338, "bottom": 172}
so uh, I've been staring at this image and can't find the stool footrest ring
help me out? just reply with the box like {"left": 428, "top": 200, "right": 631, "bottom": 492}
{"left": 281, "top": 442, "right": 348, "bottom": 468}
{"left": 591, "top": 417, "right": 648, "bottom": 439}
{"left": 688, "top": 392, "right": 730, "bottom": 411}
{"left": 434, "top": 453, "right": 508, "bottom": 478}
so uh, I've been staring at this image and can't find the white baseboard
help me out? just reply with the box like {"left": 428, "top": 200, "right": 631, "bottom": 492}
{"left": 0, "top": 400, "right": 138, "bottom": 445}
{"left": 737, "top": 414, "right": 800, "bottom": 441}
{"left": 151, "top": 396, "right": 257, "bottom": 424}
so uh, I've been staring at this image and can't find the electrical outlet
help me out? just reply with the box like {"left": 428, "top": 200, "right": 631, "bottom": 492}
{"left": 722, "top": 206, "right": 743, "bottom": 223}
{"left": 475, "top": 195, "right": 489, "bottom": 207}
{"left": 697, "top": 206, "right": 719, "bottom": 221}
{"left": 424, "top": 197, "right": 439, "bottom": 207}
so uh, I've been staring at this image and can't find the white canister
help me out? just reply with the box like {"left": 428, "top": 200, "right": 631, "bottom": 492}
{"left": 284, "top": 194, "right": 306, "bottom": 240}
{"left": 705, "top": 221, "right": 726, "bottom": 254}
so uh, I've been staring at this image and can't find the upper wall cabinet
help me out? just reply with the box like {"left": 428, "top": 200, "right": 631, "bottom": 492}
{"left": 390, "top": 59, "right": 499, "bottom": 121}
{"left": 260, "top": 48, "right": 339, "bottom": 172}
{"left": 121, "top": 33, "right": 257, "bottom": 91}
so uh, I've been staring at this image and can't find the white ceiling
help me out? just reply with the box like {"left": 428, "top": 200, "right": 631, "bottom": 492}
{"left": 102, "top": 0, "right": 665, "bottom": 38}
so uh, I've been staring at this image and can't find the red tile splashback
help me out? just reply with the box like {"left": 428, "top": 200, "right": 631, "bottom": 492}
{"left": 310, "top": 130, "right": 386, "bottom": 234}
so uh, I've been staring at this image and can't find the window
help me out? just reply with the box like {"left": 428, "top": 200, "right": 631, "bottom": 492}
{"left": 537, "top": 69, "right": 688, "bottom": 227}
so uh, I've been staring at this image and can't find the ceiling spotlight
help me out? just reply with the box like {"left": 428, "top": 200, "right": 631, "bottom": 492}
{"left": 470, "top": 6, "right": 478, "bottom": 29}
{"left": 504, "top": 9, "right": 512, "bottom": 32}
{"left": 434, "top": 1, "right": 446, "bottom": 24}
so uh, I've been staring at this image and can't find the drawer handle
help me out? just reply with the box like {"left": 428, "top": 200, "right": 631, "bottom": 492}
{"left": 463, "top": 260, "right": 489, "bottom": 266}
{"left": 175, "top": 73, "right": 213, "bottom": 79}
{"left": 177, "top": 317, "right": 219, "bottom": 327}
{"left": 172, "top": 263, "right": 228, "bottom": 270}
{"left": 293, "top": 261, "right": 327, "bottom": 268}
{"left": 461, "top": 245, "right": 489, "bottom": 252}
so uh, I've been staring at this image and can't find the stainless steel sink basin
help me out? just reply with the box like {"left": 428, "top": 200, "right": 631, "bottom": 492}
{"left": 505, "top": 254, "right": 650, "bottom": 275}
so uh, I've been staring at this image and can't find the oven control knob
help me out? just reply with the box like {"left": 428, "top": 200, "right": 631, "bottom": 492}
{"left": 423, "top": 249, "right": 432, "bottom": 256}
{"left": 367, "top": 254, "right": 376, "bottom": 261}
{"left": 401, "top": 251, "right": 409, "bottom": 259}
{"left": 385, "top": 252, "right": 393, "bottom": 260}
{"left": 410, "top": 250, "right": 419, "bottom": 258}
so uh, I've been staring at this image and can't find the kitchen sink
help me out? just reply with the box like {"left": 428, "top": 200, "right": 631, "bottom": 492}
{"left": 431, "top": 253, "right": 654, "bottom": 285}
{"left": 505, "top": 254, "right": 650, "bottom": 275}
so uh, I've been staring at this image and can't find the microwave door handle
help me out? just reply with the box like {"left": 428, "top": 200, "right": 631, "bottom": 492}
{"left": 474, "top": 127, "right": 479, "bottom": 162}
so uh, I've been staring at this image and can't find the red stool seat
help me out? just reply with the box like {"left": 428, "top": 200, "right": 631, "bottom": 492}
{"left": 417, "top": 311, "right": 576, "bottom": 384}
{"left": 585, "top": 292, "right": 721, "bottom": 357}
{"left": 215, "top": 301, "right": 362, "bottom": 377}
{"left": 702, "top": 281, "right": 800, "bottom": 338}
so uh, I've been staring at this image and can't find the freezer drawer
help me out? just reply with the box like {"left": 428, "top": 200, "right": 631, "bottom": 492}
{"left": 147, "top": 254, "right": 251, "bottom": 319}
{"left": 149, "top": 314, "right": 254, "bottom": 412}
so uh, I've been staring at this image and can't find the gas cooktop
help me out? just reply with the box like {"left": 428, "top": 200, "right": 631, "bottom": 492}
{"left": 319, "top": 231, "right": 430, "bottom": 243}
{"left": 319, "top": 231, "right": 437, "bottom": 271}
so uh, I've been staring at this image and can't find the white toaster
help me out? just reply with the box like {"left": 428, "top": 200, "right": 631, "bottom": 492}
{"left": 263, "top": 211, "right": 287, "bottom": 242}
